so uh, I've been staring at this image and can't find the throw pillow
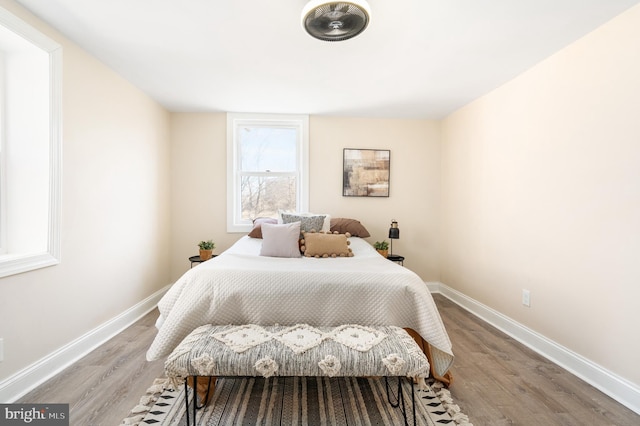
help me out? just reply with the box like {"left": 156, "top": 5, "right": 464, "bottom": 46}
{"left": 329, "top": 218, "right": 371, "bottom": 238}
{"left": 248, "top": 217, "right": 278, "bottom": 238}
{"left": 281, "top": 213, "right": 326, "bottom": 234}
{"left": 260, "top": 222, "right": 302, "bottom": 258}
{"left": 277, "top": 210, "right": 331, "bottom": 232}
{"left": 300, "top": 231, "right": 354, "bottom": 258}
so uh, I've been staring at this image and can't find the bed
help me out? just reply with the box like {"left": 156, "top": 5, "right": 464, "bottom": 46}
{"left": 146, "top": 230, "right": 454, "bottom": 382}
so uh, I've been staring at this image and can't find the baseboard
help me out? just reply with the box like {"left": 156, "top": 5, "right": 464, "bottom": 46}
{"left": 427, "top": 281, "right": 640, "bottom": 415}
{"left": 0, "top": 284, "right": 171, "bottom": 403}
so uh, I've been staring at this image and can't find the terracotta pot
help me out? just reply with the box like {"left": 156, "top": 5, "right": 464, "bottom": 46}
{"left": 376, "top": 249, "right": 388, "bottom": 258}
{"left": 199, "top": 249, "right": 213, "bottom": 261}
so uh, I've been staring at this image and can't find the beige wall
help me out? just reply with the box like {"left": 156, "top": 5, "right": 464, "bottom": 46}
{"left": 169, "top": 114, "right": 442, "bottom": 282}
{"left": 169, "top": 113, "right": 233, "bottom": 281}
{"left": 440, "top": 4, "right": 640, "bottom": 385}
{"left": 0, "top": 0, "right": 171, "bottom": 382}
{"left": 309, "top": 116, "right": 441, "bottom": 280}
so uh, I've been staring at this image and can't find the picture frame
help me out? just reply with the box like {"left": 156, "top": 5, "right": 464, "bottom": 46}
{"left": 342, "top": 148, "right": 390, "bottom": 197}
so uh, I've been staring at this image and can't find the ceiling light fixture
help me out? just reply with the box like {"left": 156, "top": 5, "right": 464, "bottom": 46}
{"left": 301, "top": 0, "right": 371, "bottom": 42}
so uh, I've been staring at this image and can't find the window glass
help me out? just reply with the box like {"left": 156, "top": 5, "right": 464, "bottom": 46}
{"left": 239, "top": 126, "right": 297, "bottom": 172}
{"left": 240, "top": 175, "right": 297, "bottom": 220}
{"left": 227, "top": 113, "right": 308, "bottom": 232}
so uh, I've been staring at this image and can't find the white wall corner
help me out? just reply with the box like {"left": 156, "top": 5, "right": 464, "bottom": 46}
{"left": 0, "top": 284, "right": 171, "bottom": 403}
{"left": 427, "top": 281, "right": 640, "bottom": 415}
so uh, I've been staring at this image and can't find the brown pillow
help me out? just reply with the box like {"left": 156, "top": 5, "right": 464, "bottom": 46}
{"left": 301, "top": 231, "right": 354, "bottom": 258}
{"left": 248, "top": 217, "right": 278, "bottom": 238}
{"left": 329, "top": 218, "right": 371, "bottom": 238}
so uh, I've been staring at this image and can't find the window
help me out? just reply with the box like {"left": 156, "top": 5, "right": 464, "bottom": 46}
{"left": 227, "top": 113, "right": 309, "bottom": 232}
{"left": 0, "top": 7, "right": 62, "bottom": 278}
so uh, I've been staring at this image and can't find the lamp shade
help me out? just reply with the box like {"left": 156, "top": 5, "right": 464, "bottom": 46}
{"left": 388, "top": 220, "right": 399, "bottom": 239}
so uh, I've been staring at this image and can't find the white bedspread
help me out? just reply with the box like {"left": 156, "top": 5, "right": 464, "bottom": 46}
{"left": 147, "top": 236, "right": 454, "bottom": 376}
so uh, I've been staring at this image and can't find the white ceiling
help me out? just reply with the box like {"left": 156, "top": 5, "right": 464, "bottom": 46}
{"left": 13, "top": 0, "right": 640, "bottom": 118}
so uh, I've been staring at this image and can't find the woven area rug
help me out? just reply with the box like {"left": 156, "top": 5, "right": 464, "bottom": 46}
{"left": 122, "top": 377, "right": 472, "bottom": 425}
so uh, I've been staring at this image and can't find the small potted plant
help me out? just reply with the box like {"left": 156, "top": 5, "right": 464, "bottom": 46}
{"left": 373, "top": 240, "right": 389, "bottom": 258}
{"left": 198, "top": 240, "right": 216, "bottom": 261}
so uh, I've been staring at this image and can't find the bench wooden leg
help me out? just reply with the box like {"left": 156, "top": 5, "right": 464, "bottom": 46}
{"left": 404, "top": 327, "right": 453, "bottom": 387}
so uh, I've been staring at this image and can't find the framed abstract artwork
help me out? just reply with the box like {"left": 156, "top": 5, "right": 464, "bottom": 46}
{"left": 342, "top": 148, "right": 390, "bottom": 197}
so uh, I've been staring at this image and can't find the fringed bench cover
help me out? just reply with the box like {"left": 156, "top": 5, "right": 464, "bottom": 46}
{"left": 164, "top": 324, "right": 430, "bottom": 385}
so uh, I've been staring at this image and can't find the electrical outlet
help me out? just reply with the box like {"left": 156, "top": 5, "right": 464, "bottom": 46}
{"left": 522, "top": 289, "right": 531, "bottom": 307}
{"left": 0, "top": 338, "right": 3, "bottom": 362}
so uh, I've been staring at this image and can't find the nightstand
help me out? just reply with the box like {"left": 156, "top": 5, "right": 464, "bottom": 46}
{"left": 189, "top": 255, "right": 217, "bottom": 268}
{"left": 387, "top": 254, "right": 404, "bottom": 266}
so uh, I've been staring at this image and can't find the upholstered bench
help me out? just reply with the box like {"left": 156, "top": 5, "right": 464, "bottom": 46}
{"left": 164, "top": 324, "right": 430, "bottom": 426}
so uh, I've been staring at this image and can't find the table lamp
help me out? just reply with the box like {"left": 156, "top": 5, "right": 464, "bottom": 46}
{"left": 388, "top": 219, "right": 399, "bottom": 256}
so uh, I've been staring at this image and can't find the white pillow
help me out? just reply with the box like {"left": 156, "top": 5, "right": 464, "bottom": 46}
{"left": 318, "top": 213, "right": 331, "bottom": 232}
{"left": 260, "top": 222, "right": 302, "bottom": 258}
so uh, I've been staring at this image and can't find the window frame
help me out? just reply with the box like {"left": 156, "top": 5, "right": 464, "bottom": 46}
{"left": 0, "top": 7, "right": 62, "bottom": 278}
{"left": 226, "top": 113, "right": 309, "bottom": 233}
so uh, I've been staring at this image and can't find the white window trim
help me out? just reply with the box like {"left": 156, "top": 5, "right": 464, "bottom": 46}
{"left": 226, "top": 112, "right": 309, "bottom": 233}
{"left": 0, "top": 51, "right": 6, "bottom": 255}
{"left": 0, "top": 7, "right": 62, "bottom": 278}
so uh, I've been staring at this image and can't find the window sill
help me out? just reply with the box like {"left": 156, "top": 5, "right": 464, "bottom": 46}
{"left": 0, "top": 252, "right": 60, "bottom": 279}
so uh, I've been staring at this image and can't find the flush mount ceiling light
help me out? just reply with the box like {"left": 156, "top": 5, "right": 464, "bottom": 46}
{"left": 302, "top": 0, "right": 371, "bottom": 42}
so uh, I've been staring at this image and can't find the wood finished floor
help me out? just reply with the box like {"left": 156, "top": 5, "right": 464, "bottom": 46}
{"left": 18, "top": 294, "right": 640, "bottom": 425}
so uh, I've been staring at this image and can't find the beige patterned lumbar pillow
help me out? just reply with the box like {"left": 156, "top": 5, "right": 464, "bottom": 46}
{"left": 300, "top": 231, "right": 353, "bottom": 258}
